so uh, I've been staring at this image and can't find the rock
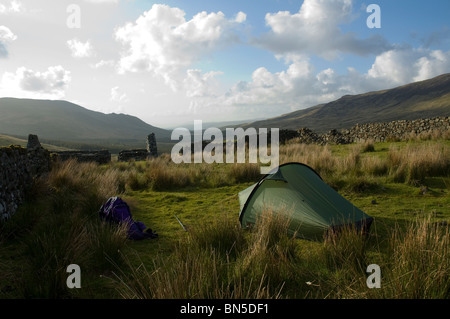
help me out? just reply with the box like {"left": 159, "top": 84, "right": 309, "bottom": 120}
{"left": 26, "top": 134, "right": 42, "bottom": 150}
{"left": 147, "top": 133, "right": 158, "bottom": 158}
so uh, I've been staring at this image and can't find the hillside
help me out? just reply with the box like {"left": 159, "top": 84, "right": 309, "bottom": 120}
{"left": 0, "top": 98, "right": 172, "bottom": 146}
{"left": 238, "top": 73, "right": 450, "bottom": 133}
{"left": 0, "top": 134, "right": 73, "bottom": 151}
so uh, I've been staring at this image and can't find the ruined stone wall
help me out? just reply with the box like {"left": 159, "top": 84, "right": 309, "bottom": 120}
{"left": 118, "top": 132, "right": 158, "bottom": 162}
{"left": 118, "top": 149, "right": 149, "bottom": 162}
{"left": 342, "top": 117, "right": 449, "bottom": 143}
{"left": 0, "top": 135, "right": 51, "bottom": 221}
{"left": 53, "top": 150, "right": 111, "bottom": 164}
{"left": 287, "top": 117, "right": 449, "bottom": 145}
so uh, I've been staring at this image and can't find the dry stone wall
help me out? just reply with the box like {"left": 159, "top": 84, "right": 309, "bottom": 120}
{"left": 287, "top": 117, "right": 449, "bottom": 145}
{"left": 0, "top": 135, "right": 51, "bottom": 221}
{"left": 118, "top": 149, "right": 149, "bottom": 162}
{"left": 53, "top": 150, "right": 111, "bottom": 164}
{"left": 342, "top": 117, "right": 449, "bottom": 143}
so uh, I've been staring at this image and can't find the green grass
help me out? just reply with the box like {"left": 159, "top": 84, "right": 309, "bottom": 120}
{"left": 0, "top": 138, "right": 449, "bottom": 299}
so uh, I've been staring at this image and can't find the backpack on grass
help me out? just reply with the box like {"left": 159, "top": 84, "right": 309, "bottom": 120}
{"left": 99, "top": 197, "right": 158, "bottom": 240}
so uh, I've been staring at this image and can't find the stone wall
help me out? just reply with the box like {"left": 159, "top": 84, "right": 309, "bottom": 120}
{"left": 0, "top": 135, "right": 51, "bottom": 221}
{"left": 286, "top": 117, "right": 449, "bottom": 145}
{"left": 118, "top": 149, "right": 149, "bottom": 162}
{"left": 342, "top": 117, "right": 449, "bottom": 143}
{"left": 53, "top": 150, "right": 111, "bottom": 164}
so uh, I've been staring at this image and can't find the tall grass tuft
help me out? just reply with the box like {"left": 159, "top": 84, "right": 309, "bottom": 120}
{"left": 145, "top": 158, "right": 192, "bottom": 190}
{"left": 323, "top": 225, "right": 368, "bottom": 273}
{"left": 381, "top": 216, "right": 449, "bottom": 299}
{"left": 360, "top": 139, "right": 376, "bottom": 153}
{"left": 228, "top": 163, "right": 261, "bottom": 183}
{"left": 238, "top": 209, "right": 298, "bottom": 294}
{"left": 187, "top": 216, "right": 247, "bottom": 259}
{"left": 387, "top": 144, "right": 450, "bottom": 184}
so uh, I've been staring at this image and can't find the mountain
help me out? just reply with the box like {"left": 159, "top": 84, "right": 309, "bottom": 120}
{"left": 0, "top": 98, "right": 172, "bottom": 147}
{"left": 237, "top": 73, "right": 450, "bottom": 133}
{"left": 2, "top": 73, "right": 449, "bottom": 151}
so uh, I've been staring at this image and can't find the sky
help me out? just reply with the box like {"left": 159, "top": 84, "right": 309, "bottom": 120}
{"left": 0, "top": 0, "right": 450, "bottom": 128}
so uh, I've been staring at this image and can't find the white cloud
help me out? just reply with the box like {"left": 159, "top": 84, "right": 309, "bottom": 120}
{"left": 193, "top": 47, "right": 450, "bottom": 120}
{"left": 368, "top": 48, "right": 450, "bottom": 86}
{"left": 0, "top": 25, "right": 16, "bottom": 41}
{"left": 223, "top": 58, "right": 318, "bottom": 110}
{"left": 0, "top": 25, "right": 17, "bottom": 58}
{"left": 184, "top": 69, "right": 223, "bottom": 98}
{"left": 255, "top": 0, "right": 391, "bottom": 60}
{"left": 0, "top": 66, "right": 71, "bottom": 99}
{"left": 91, "top": 59, "right": 115, "bottom": 69}
{"left": 110, "top": 86, "right": 128, "bottom": 103}
{"left": 234, "top": 11, "right": 246, "bottom": 23}
{"left": 115, "top": 4, "right": 245, "bottom": 90}
{"left": 414, "top": 50, "right": 450, "bottom": 81}
{"left": 108, "top": 86, "right": 129, "bottom": 114}
{"left": 0, "top": 0, "right": 22, "bottom": 14}
{"left": 67, "top": 38, "right": 95, "bottom": 58}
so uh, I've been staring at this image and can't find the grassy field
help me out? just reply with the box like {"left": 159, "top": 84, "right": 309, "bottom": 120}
{"left": 0, "top": 136, "right": 449, "bottom": 299}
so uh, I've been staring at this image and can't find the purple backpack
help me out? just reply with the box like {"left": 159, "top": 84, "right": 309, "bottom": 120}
{"left": 99, "top": 197, "right": 158, "bottom": 240}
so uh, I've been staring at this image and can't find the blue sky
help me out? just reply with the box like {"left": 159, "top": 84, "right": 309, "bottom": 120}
{"left": 1, "top": 0, "right": 450, "bottom": 128}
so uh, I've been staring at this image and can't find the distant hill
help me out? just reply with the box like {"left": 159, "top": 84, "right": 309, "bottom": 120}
{"left": 0, "top": 98, "right": 172, "bottom": 148}
{"left": 238, "top": 73, "right": 450, "bottom": 133}
{"left": 0, "top": 134, "right": 75, "bottom": 151}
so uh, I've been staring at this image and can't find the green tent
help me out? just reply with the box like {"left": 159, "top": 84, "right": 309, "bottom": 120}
{"left": 238, "top": 162, "right": 373, "bottom": 240}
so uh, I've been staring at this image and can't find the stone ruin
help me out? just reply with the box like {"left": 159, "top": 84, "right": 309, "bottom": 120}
{"left": 147, "top": 133, "right": 158, "bottom": 157}
{"left": 53, "top": 133, "right": 159, "bottom": 163}
{"left": 27, "top": 134, "right": 52, "bottom": 176}
{"left": 118, "top": 149, "right": 149, "bottom": 162}
{"left": 118, "top": 133, "right": 158, "bottom": 162}
{"left": 54, "top": 150, "right": 111, "bottom": 164}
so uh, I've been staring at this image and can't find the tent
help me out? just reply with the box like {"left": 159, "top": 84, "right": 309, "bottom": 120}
{"left": 238, "top": 162, "right": 373, "bottom": 240}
